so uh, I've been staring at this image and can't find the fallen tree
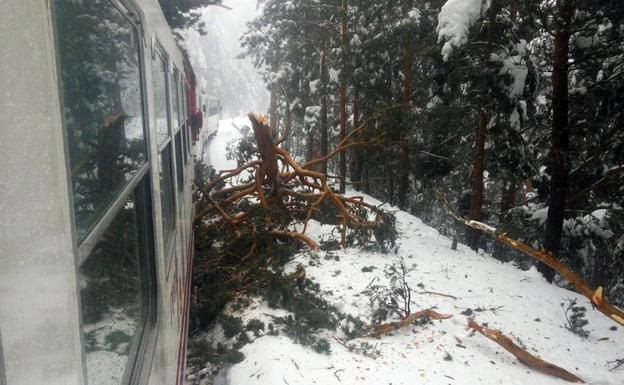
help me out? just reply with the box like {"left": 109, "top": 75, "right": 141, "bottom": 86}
{"left": 190, "top": 112, "right": 398, "bottom": 330}
{"left": 194, "top": 113, "right": 395, "bottom": 248}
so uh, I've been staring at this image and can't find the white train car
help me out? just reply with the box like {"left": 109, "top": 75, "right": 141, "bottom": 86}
{"left": 0, "top": 1, "right": 198, "bottom": 385}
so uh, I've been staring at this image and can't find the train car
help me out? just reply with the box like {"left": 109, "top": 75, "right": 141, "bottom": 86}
{"left": 0, "top": 1, "right": 198, "bottom": 385}
{"left": 194, "top": 93, "right": 221, "bottom": 159}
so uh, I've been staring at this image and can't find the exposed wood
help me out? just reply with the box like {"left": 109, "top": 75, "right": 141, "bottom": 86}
{"left": 435, "top": 188, "right": 624, "bottom": 327}
{"left": 370, "top": 309, "right": 452, "bottom": 338}
{"left": 249, "top": 112, "right": 281, "bottom": 205}
{"left": 468, "top": 320, "right": 584, "bottom": 383}
{"left": 196, "top": 112, "right": 395, "bottom": 252}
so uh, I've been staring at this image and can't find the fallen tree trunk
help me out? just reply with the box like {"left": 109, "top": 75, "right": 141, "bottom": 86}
{"left": 468, "top": 320, "right": 584, "bottom": 383}
{"left": 370, "top": 309, "right": 452, "bottom": 338}
{"left": 434, "top": 188, "right": 624, "bottom": 327}
{"left": 194, "top": 112, "right": 398, "bottom": 251}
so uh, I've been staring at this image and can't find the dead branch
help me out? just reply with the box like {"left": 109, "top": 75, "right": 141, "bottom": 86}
{"left": 468, "top": 320, "right": 584, "bottom": 383}
{"left": 606, "top": 358, "right": 624, "bottom": 371}
{"left": 434, "top": 188, "right": 624, "bottom": 327}
{"left": 370, "top": 308, "right": 452, "bottom": 338}
{"left": 418, "top": 291, "right": 458, "bottom": 300}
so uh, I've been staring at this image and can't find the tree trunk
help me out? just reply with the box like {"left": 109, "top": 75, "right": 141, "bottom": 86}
{"left": 467, "top": 109, "right": 488, "bottom": 251}
{"left": 351, "top": 92, "right": 362, "bottom": 191}
{"left": 397, "top": 2, "right": 414, "bottom": 210}
{"left": 319, "top": 27, "right": 329, "bottom": 175}
{"left": 494, "top": 178, "right": 517, "bottom": 261}
{"left": 541, "top": 0, "right": 573, "bottom": 282}
{"left": 467, "top": 1, "right": 498, "bottom": 251}
{"left": 339, "top": 0, "right": 349, "bottom": 193}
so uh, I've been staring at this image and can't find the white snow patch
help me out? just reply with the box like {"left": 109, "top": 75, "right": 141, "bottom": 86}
{"left": 437, "top": 0, "right": 491, "bottom": 61}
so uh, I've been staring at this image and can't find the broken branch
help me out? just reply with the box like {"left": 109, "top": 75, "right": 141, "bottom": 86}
{"left": 468, "top": 320, "right": 584, "bottom": 383}
{"left": 370, "top": 308, "right": 452, "bottom": 338}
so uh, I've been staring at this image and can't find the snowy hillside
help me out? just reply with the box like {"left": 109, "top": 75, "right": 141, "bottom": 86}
{"left": 189, "top": 119, "right": 624, "bottom": 385}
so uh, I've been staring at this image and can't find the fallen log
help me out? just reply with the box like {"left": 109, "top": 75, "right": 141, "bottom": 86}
{"left": 370, "top": 309, "right": 452, "bottom": 338}
{"left": 468, "top": 320, "right": 584, "bottom": 383}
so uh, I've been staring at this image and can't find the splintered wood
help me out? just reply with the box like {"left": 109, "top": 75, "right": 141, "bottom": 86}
{"left": 468, "top": 320, "right": 584, "bottom": 383}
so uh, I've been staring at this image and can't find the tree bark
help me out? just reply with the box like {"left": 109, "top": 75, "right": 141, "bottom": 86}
{"left": 397, "top": 2, "right": 414, "bottom": 210}
{"left": 467, "top": 109, "right": 488, "bottom": 251}
{"left": 467, "top": 1, "right": 497, "bottom": 251}
{"left": 339, "top": 0, "right": 349, "bottom": 193}
{"left": 319, "top": 27, "right": 329, "bottom": 175}
{"left": 541, "top": 0, "right": 573, "bottom": 282}
{"left": 494, "top": 178, "right": 517, "bottom": 261}
{"left": 351, "top": 92, "right": 361, "bottom": 191}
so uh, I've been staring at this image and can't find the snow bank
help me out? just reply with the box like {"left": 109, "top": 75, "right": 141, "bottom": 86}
{"left": 437, "top": 0, "right": 491, "bottom": 61}
{"left": 190, "top": 119, "right": 624, "bottom": 385}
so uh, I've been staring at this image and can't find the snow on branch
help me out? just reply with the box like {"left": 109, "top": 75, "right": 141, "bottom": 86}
{"left": 437, "top": 0, "right": 491, "bottom": 61}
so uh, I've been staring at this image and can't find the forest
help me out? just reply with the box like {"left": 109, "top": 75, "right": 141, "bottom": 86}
{"left": 158, "top": 0, "right": 624, "bottom": 384}
{"left": 226, "top": 0, "right": 624, "bottom": 305}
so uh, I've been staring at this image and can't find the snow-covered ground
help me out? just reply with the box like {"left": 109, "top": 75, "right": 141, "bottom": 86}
{"left": 189, "top": 118, "right": 624, "bottom": 385}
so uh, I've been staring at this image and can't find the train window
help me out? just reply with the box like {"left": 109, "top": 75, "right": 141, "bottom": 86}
{"left": 178, "top": 79, "right": 185, "bottom": 127}
{"left": 79, "top": 177, "right": 153, "bottom": 385}
{"left": 180, "top": 83, "right": 189, "bottom": 165}
{"left": 152, "top": 50, "right": 170, "bottom": 147}
{"left": 54, "top": 0, "right": 147, "bottom": 243}
{"left": 159, "top": 143, "right": 177, "bottom": 258}
{"left": 171, "top": 70, "right": 180, "bottom": 130}
{"left": 175, "top": 131, "right": 184, "bottom": 192}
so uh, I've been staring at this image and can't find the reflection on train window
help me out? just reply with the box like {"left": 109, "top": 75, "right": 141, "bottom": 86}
{"left": 175, "top": 131, "right": 184, "bottom": 192}
{"left": 171, "top": 71, "right": 180, "bottom": 130}
{"left": 178, "top": 80, "right": 185, "bottom": 128}
{"left": 79, "top": 186, "right": 149, "bottom": 385}
{"left": 55, "top": 0, "right": 147, "bottom": 243}
{"left": 160, "top": 144, "right": 176, "bottom": 257}
{"left": 181, "top": 83, "right": 190, "bottom": 162}
{"left": 152, "top": 51, "right": 170, "bottom": 147}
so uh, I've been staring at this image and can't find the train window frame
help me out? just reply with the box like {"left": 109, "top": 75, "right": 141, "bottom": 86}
{"left": 152, "top": 43, "right": 172, "bottom": 150}
{"left": 180, "top": 80, "right": 190, "bottom": 165}
{"left": 53, "top": 0, "right": 151, "bottom": 245}
{"left": 0, "top": 328, "right": 6, "bottom": 385}
{"left": 51, "top": 0, "right": 160, "bottom": 384}
{"left": 77, "top": 175, "right": 157, "bottom": 385}
{"left": 171, "top": 68, "right": 181, "bottom": 132}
